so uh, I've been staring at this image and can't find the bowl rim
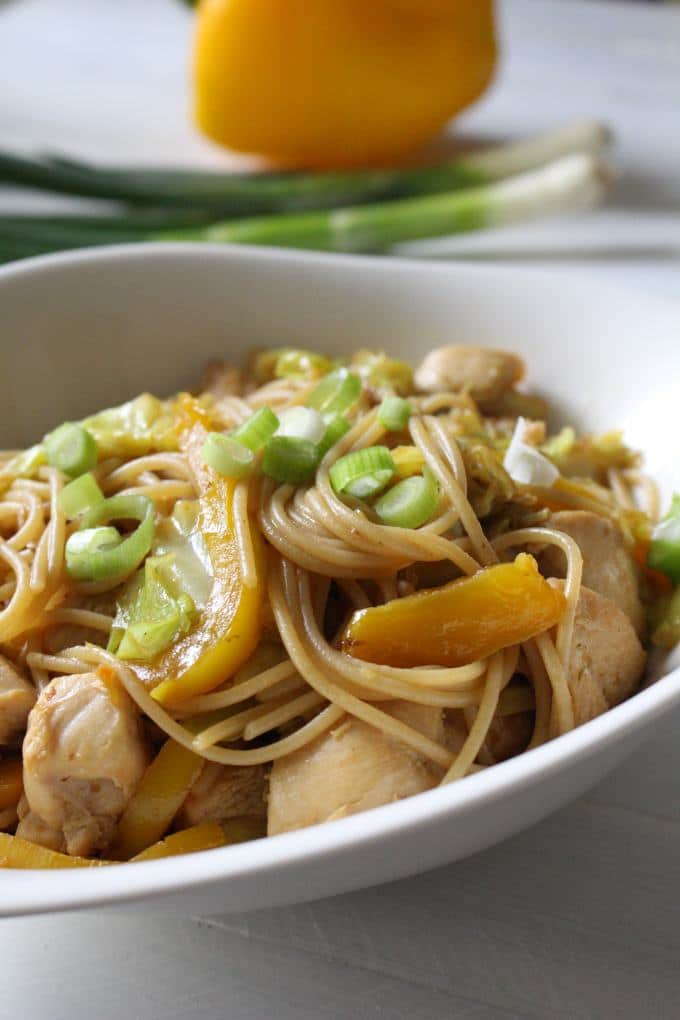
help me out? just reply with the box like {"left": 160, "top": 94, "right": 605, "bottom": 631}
{"left": 1, "top": 243, "right": 678, "bottom": 917}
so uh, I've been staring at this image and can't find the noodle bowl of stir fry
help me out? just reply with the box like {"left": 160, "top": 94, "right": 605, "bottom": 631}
{"left": 0, "top": 246, "right": 678, "bottom": 915}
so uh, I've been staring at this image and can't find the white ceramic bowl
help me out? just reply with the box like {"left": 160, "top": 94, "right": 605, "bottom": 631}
{"left": 1, "top": 244, "right": 678, "bottom": 918}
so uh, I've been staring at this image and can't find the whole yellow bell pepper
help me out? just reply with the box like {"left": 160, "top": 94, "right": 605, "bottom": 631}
{"left": 193, "top": 0, "right": 497, "bottom": 168}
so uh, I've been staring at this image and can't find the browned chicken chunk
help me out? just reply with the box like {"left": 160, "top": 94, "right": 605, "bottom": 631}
{"left": 414, "top": 345, "right": 524, "bottom": 408}
{"left": 268, "top": 702, "right": 445, "bottom": 835}
{"left": 0, "top": 655, "right": 36, "bottom": 747}
{"left": 563, "top": 584, "right": 646, "bottom": 725}
{"left": 444, "top": 706, "right": 532, "bottom": 765}
{"left": 17, "top": 671, "right": 148, "bottom": 856}
{"left": 177, "top": 763, "right": 267, "bottom": 829}
{"left": 539, "top": 511, "right": 645, "bottom": 636}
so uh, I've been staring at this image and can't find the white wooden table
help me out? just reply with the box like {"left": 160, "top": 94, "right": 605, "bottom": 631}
{"left": 1, "top": 2, "right": 680, "bottom": 1017}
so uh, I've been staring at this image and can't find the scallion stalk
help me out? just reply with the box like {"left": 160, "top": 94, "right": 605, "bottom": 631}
{"left": 0, "top": 152, "right": 611, "bottom": 265}
{"left": 0, "top": 122, "right": 609, "bottom": 214}
{"left": 192, "top": 154, "right": 609, "bottom": 254}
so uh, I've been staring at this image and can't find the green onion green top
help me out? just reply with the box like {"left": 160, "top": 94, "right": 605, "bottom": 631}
{"left": 649, "top": 494, "right": 680, "bottom": 583}
{"left": 308, "top": 368, "right": 361, "bottom": 417}
{"left": 329, "top": 446, "right": 395, "bottom": 500}
{"left": 378, "top": 396, "right": 412, "bottom": 432}
{"left": 373, "top": 470, "right": 439, "bottom": 529}
{"left": 66, "top": 493, "right": 155, "bottom": 582}
{"left": 317, "top": 415, "right": 351, "bottom": 457}
{"left": 202, "top": 433, "right": 254, "bottom": 479}
{"left": 262, "top": 436, "right": 320, "bottom": 484}
{"left": 58, "top": 472, "right": 104, "bottom": 519}
{"left": 231, "top": 407, "right": 279, "bottom": 452}
{"left": 45, "top": 423, "right": 97, "bottom": 477}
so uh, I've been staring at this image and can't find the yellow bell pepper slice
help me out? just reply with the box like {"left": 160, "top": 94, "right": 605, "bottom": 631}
{"left": 132, "top": 816, "right": 265, "bottom": 862}
{"left": 0, "top": 759, "right": 23, "bottom": 811}
{"left": 131, "top": 822, "right": 226, "bottom": 861}
{"left": 133, "top": 418, "right": 265, "bottom": 708}
{"left": 343, "top": 553, "right": 566, "bottom": 668}
{"left": 0, "top": 832, "right": 110, "bottom": 869}
{"left": 391, "top": 445, "right": 426, "bottom": 480}
{"left": 112, "top": 739, "right": 204, "bottom": 861}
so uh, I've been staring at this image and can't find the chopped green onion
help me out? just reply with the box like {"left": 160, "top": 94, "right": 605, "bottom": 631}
{"left": 378, "top": 396, "right": 412, "bottom": 432}
{"left": 308, "top": 368, "right": 361, "bottom": 417}
{"left": 58, "top": 472, "right": 104, "bottom": 518}
{"left": 318, "top": 415, "right": 351, "bottom": 457}
{"left": 276, "top": 406, "right": 326, "bottom": 445}
{"left": 231, "top": 407, "right": 279, "bottom": 452}
{"left": 66, "top": 527, "right": 121, "bottom": 577}
{"left": 67, "top": 493, "right": 155, "bottom": 582}
{"left": 202, "top": 433, "right": 254, "bottom": 478}
{"left": 374, "top": 470, "right": 439, "bottom": 529}
{"left": 262, "top": 436, "right": 320, "bottom": 484}
{"left": 329, "top": 446, "right": 395, "bottom": 500}
{"left": 649, "top": 494, "right": 680, "bottom": 583}
{"left": 45, "top": 423, "right": 97, "bottom": 477}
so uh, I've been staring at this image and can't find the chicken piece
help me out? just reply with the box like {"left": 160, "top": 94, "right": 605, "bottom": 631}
{"left": 17, "top": 671, "right": 148, "bottom": 856}
{"left": 268, "top": 702, "right": 445, "bottom": 835}
{"left": 485, "top": 713, "right": 533, "bottom": 761}
{"left": 538, "top": 510, "right": 645, "bottom": 636}
{"left": 202, "top": 360, "right": 244, "bottom": 398}
{"left": 444, "top": 707, "right": 532, "bottom": 765}
{"left": 15, "top": 795, "right": 64, "bottom": 852}
{"left": 177, "top": 762, "right": 266, "bottom": 829}
{"left": 562, "top": 584, "right": 646, "bottom": 726}
{"left": 0, "top": 655, "right": 36, "bottom": 747}
{"left": 414, "top": 345, "right": 525, "bottom": 409}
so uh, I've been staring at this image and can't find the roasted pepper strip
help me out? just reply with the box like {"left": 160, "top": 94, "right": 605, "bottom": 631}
{"left": 343, "top": 553, "right": 566, "bottom": 668}
{"left": 132, "top": 816, "right": 265, "bottom": 862}
{"left": 0, "top": 832, "right": 110, "bottom": 869}
{"left": 131, "top": 822, "right": 226, "bottom": 861}
{"left": 391, "top": 445, "right": 426, "bottom": 480}
{"left": 132, "top": 418, "right": 265, "bottom": 707}
{"left": 112, "top": 739, "right": 204, "bottom": 861}
{"left": 0, "top": 760, "right": 23, "bottom": 811}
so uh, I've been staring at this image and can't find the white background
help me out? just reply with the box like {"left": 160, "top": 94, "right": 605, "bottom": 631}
{"left": 1, "top": 1, "right": 680, "bottom": 1017}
